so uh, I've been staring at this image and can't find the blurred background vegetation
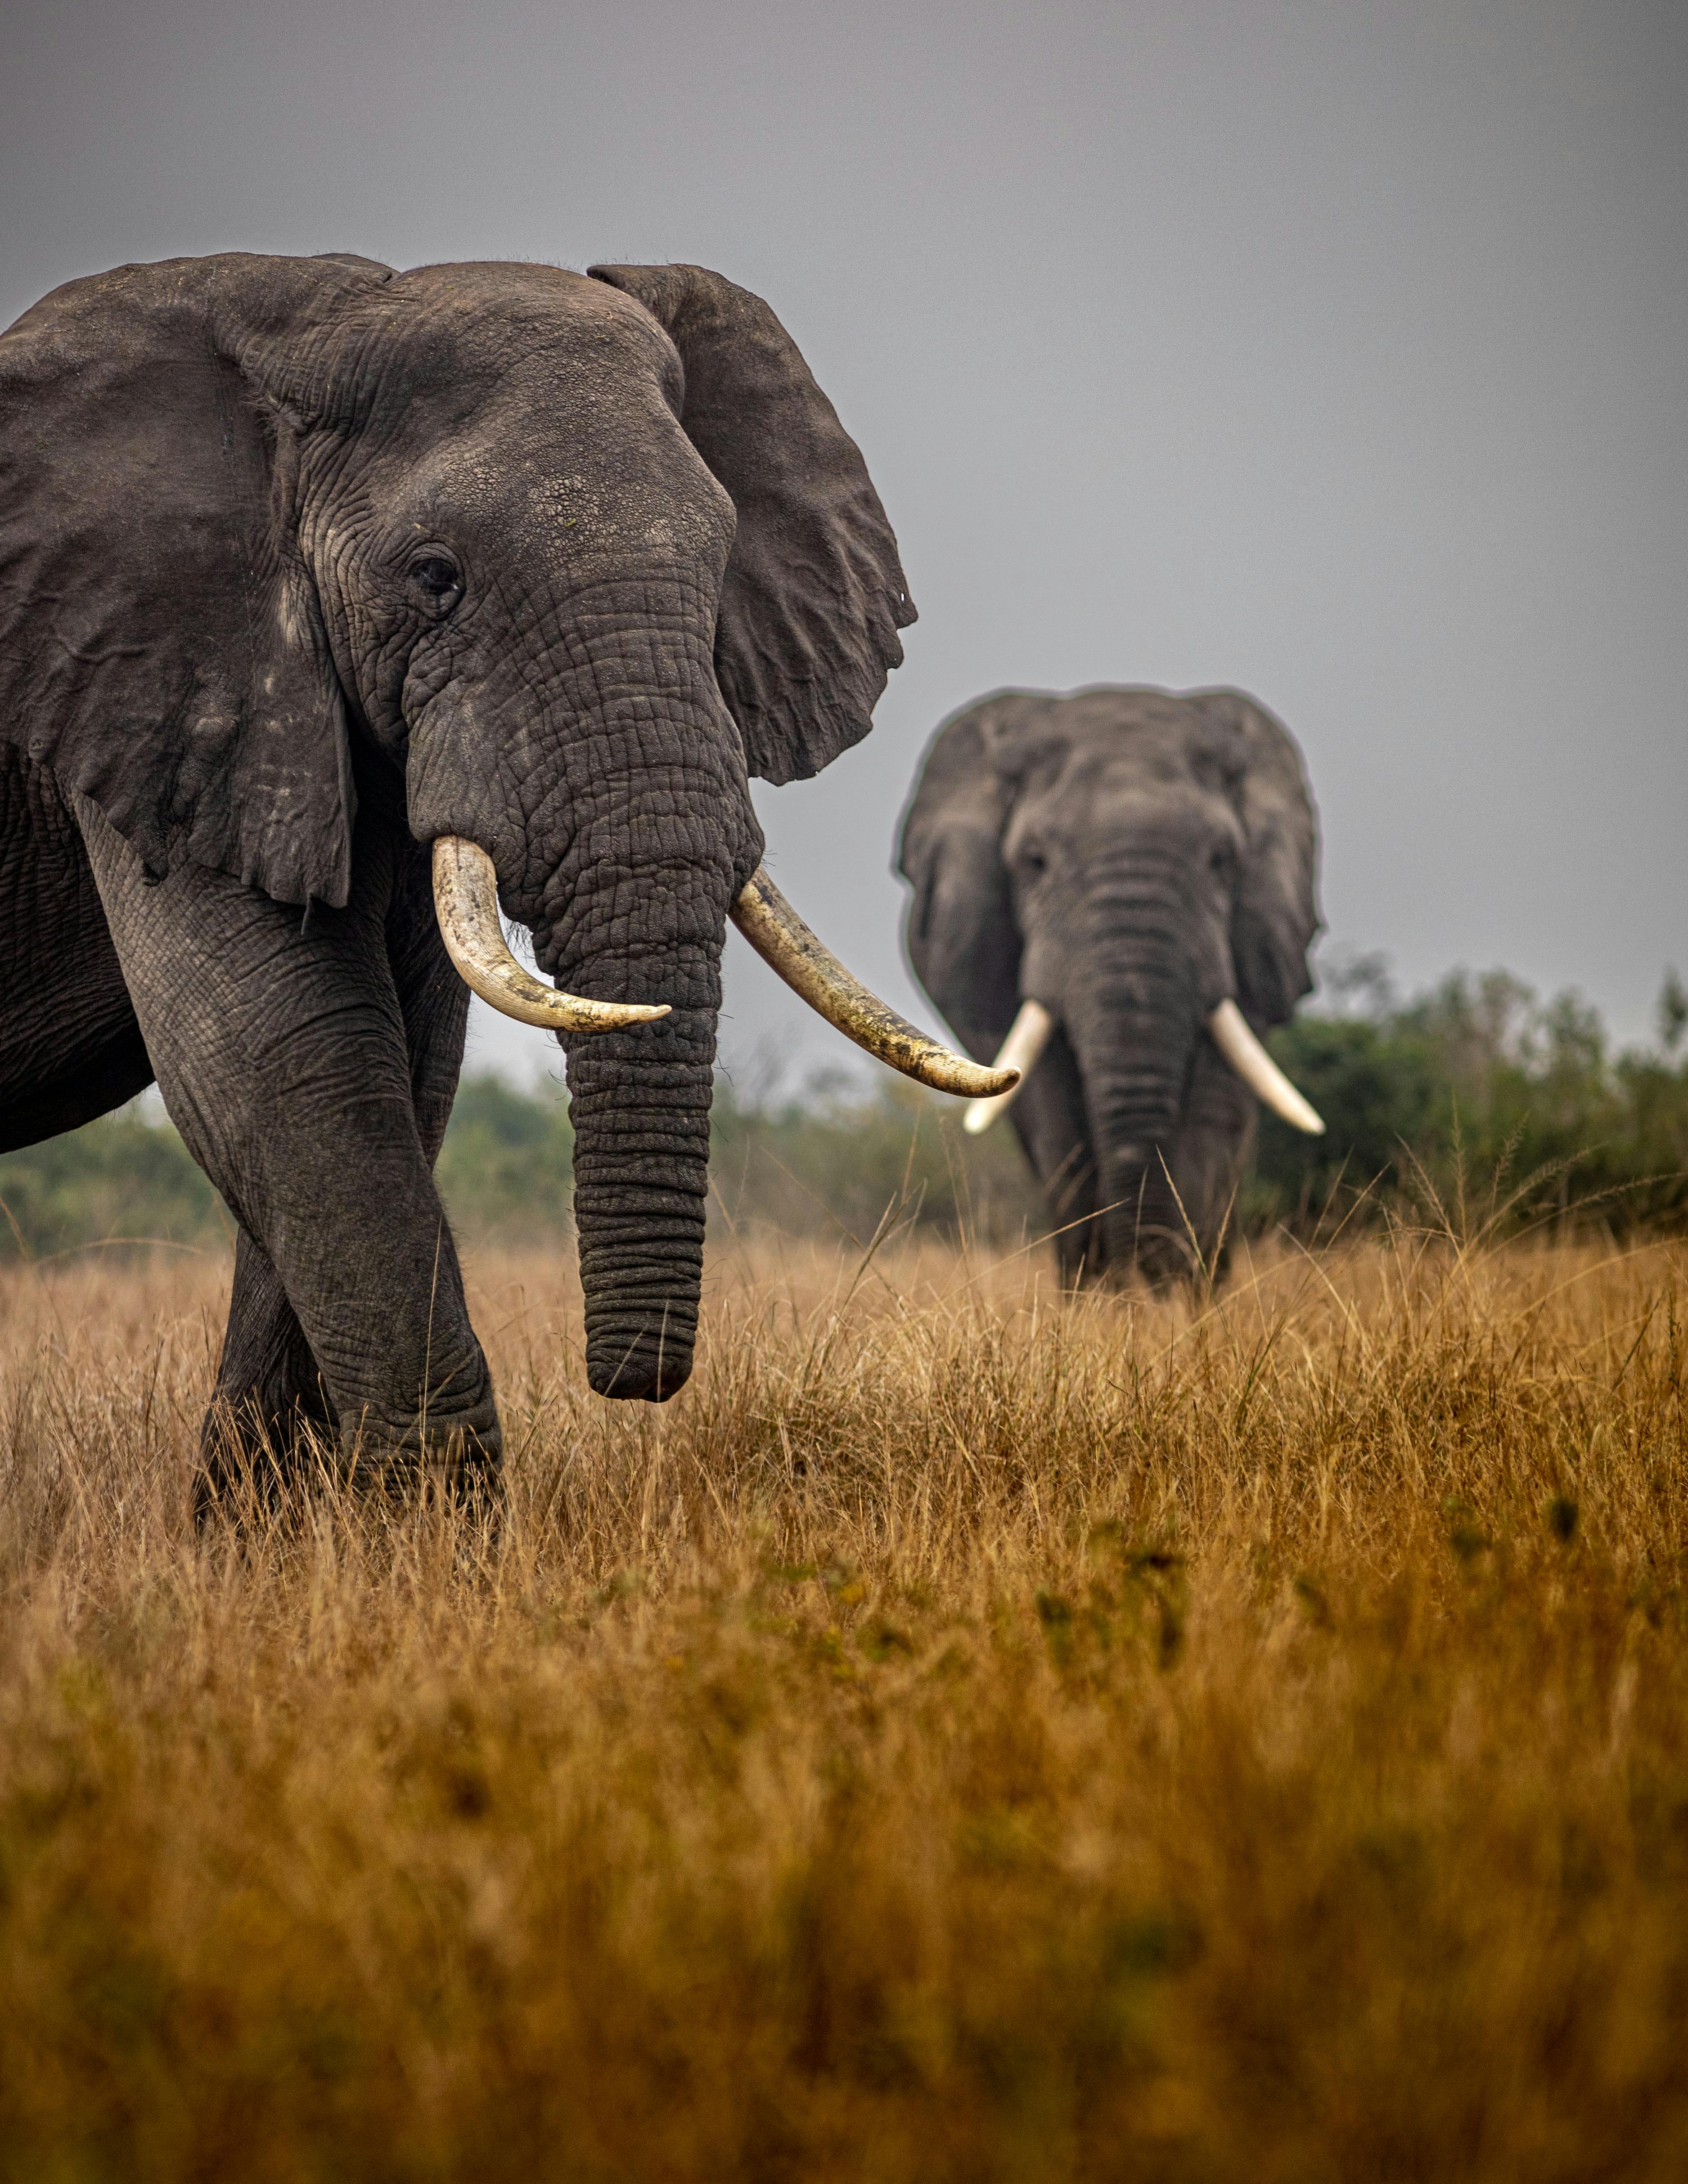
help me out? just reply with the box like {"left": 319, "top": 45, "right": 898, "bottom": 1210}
{"left": 6, "top": 963, "right": 1688, "bottom": 1263}
{"left": 1251, "top": 959, "right": 1688, "bottom": 1244}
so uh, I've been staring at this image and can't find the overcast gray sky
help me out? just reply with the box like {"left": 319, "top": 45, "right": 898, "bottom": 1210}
{"left": 5, "top": 0, "right": 1684, "bottom": 1087}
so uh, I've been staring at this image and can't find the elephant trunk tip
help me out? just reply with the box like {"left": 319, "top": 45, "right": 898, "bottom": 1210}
{"left": 589, "top": 1355, "right": 693, "bottom": 1403}
{"left": 585, "top": 1319, "right": 696, "bottom": 1402}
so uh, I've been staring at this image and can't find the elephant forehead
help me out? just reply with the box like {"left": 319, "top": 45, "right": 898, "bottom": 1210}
{"left": 1046, "top": 741, "right": 1206, "bottom": 801}
{"left": 1018, "top": 762, "right": 1237, "bottom": 848}
{"left": 371, "top": 262, "right": 683, "bottom": 400}
{"left": 300, "top": 269, "right": 728, "bottom": 561}
{"left": 1058, "top": 713, "right": 1240, "bottom": 797}
{"left": 383, "top": 413, "right": 734, "bottom": 572}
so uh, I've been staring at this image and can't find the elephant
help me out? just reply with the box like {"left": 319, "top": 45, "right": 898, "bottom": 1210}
{"left": 898, "top": 685, "right": 1325, "bottom": 1287}
{"left": 0, "top": 250, "right": 1008, "bottom": 1496}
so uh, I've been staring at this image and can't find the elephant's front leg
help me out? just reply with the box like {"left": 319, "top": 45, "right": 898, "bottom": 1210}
{"left": 1170, "top": 1045, "right": 1257, "bottom": 1278}
{"left": 198, "top": 838, "right": 478, "bottom": 1503}
{"left": 74, "top": 797, "right": 500, "bottom": 1494}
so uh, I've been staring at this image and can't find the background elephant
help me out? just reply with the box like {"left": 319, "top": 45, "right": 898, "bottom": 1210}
{"left": 0, "top": 249, "right": 996, "bottom": 1493}
{"left": 899, "top": 686, "right": 1323, "bottom": 1286}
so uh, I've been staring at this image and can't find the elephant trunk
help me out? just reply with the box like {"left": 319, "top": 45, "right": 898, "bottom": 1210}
{"left": 563, "top": 1005, "right": 719, "bottom": 1401}
{"left": 414, "top": 584, "right": 996, "bottom": 1396}
{"left": 535, "top": 755, "right": 749, "bottom": 1406}
{"left": 1064, "top": 868, "right": 1209, "bottom": 1284}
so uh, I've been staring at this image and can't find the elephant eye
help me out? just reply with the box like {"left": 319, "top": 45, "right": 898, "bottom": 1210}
{"left": 408, "top": 553, "right": 464, "bottom": 614}
{"left": 1019, "top": 844, "right": 1048, "bottom": 878}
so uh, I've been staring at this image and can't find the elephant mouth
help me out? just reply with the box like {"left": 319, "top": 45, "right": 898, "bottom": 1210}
{"left": 961, "top": 992, "right": 1325, "bottom": 1140}
{"left": 432, "top": 838, "right": 673, "bottom": 1032}
{"left": 432, "top": 835, "right": 1015, "bottom": 1100}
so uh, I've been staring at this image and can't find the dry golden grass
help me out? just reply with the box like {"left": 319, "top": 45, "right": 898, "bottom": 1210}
{"left": 3, "top": 1223, "right": 1688, "bottom": 2181}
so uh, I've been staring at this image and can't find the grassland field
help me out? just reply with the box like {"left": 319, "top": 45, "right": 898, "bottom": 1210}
{"left": 2, "top": 1222, "right": 1688, "bottom": 2180}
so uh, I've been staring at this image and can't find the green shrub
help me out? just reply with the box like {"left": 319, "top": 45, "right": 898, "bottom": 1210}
{"left": 0, "top": 1105, "right": 221, "bottom": 1262}
{"left": 1254, "top": 966, "right": 1688, "bottom": 1240}
{"left": 433, "top": 1071, "right": 576, "bottom": 1244}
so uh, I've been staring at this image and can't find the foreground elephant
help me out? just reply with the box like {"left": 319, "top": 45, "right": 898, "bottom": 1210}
{"left": 899, "top": 685, "right": 1324, "bottom": 1285}
{"left": 0, "top": 252, "right": 1008, "bottom": 1489}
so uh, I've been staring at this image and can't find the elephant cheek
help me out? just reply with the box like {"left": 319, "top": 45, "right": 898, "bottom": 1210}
{"left": 404, "top": 695, "right": 510, "bottom": 868}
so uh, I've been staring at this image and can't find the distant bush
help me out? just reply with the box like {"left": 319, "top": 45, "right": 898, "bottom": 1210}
{"left": 0, "top": 1075, "right": 583, "bottom": 1265}
{"left": 0, "top": 1066, "right": 1044, "bottom": 1263}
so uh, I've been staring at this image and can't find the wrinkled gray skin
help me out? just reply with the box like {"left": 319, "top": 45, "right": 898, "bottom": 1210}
{"left": 900, "top": 688, "right": 1319, "bottom": 1287}
{"left": 0, "top": 253, "right": 914, "bottom": 1495}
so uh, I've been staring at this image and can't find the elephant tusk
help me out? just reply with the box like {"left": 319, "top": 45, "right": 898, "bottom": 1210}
{"left": 432, "top": 838, "right": 671, "bottom": 1034}
{"left": 730, "top": 867, "right": 1018, "bottom": 1099}
{"left": 1208, "top": 998, "right": 1325, "bottom": 1134}
{"left": 963, "top": 1001, "right": 1056, "bottom": 1135}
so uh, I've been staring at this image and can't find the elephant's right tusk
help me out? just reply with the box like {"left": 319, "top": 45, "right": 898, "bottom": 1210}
{"left": 963, "top": 1001, "right": 1056, "bottom": 1135}
{"left": 730, "top": 867, "right": 1017, "bottom": 1099}
{"left": 1208, "top": 998, "right": 1325, "bottom": 1133}
{"left": 432, "top": 838, "right": 671, "bottom": 1034}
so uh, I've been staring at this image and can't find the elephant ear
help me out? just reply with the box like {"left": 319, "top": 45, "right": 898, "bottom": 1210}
{"left": 587, "top": 262, "right": 915, "bottom": 786}
{"left": 1190, "top": 688, "right": 1320, "bottom": 1027}
{"left": 896, "top": 696, "right": 1035, "bottom": 1063}
{"left": 0, "top": 251, "right": 389, "bottom": 907}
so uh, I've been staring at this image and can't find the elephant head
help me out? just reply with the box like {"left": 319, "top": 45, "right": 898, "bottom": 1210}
{"left": 899, "top": 686, "right": 1323, "bottom": 1285}
{"left": 0, "top": 252, "right": 1004, "bottom": 1403}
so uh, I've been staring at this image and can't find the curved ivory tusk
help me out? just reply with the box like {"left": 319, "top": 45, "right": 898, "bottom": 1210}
{"left": 731, "top": 867, "right": 1017, "bottom": 1099}
{"left": 963, "top": 1001, "right": 1056, "bottom": 1135}
{"left": 432, "top": 838, "right": 671, "bottom": 1034}
{"left": 1208, "top": 998, "right": 1325, "bottom": 1134}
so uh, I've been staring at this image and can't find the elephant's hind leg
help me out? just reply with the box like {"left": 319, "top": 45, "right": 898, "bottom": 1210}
{"left": 196, "top": 1228, "right": 342, "bottom": 1516}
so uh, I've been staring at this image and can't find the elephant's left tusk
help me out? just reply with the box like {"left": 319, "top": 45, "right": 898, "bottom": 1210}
{"left": 432, "top": 838, "right": 671, "bottom": 1034}
{"left": 963, "top": 1001, "right": 1056, "bottom": 1134}
{"left": 1208, "top": 998, "right": 1325, "bottom": 1133}
{"left": 730, "top": 867, "right": 1017, "bottom": 1099}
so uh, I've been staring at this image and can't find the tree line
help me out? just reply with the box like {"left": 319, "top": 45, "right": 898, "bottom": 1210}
{"left": 5, "top": 965, "right": 1688, "bottom": 1262}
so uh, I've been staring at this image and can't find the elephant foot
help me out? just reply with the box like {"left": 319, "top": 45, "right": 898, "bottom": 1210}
{"left": 194, "top": 1395, "right": 504, "bottom": 1527}
{"left": 338, "top": 1409, "right": 505, "bottom": 1508}
{"left": 194, "top": 1391, "right": 338, "bottom": 1526}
